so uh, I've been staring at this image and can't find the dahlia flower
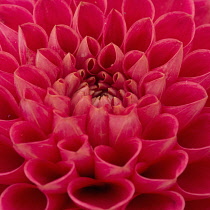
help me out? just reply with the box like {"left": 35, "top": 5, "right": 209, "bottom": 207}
{"left": 0, "top": 0, "right": 210, "bottom": 209}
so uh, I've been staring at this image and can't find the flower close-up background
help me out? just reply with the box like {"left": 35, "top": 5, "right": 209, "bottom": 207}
{"left": 0, "top": 0, "right": 210, "bottom": 209}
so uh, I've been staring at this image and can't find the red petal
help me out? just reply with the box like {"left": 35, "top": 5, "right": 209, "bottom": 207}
{"left": 73, "top": 2, "right": 104, "bottom": 39}
{"left": 185, "top": 198, "right": 210, "bottom": 210}
{"left": 0, "top": 4, "right": 33, "bottom": 31}
{"left": 106, "top": 0, "right": 123, "bottom": 14}
{"left": 34, "top": 0, "right": 72, "bottom": 35}
{"left": 122, "top": 0, "right": 155, "bottom": 28}
{"left": 124, "top": 18, "right": 154, "bottom": 53}
{"left": 103, "top": 9, "right": 126, "bottom": 47}
{"left": 62, "top": 53, "right": 76, "bottom": 77}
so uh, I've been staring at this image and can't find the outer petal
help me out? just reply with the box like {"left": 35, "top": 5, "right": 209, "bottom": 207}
{"left": 125, "top": 191, "right": 185, "bottom": 210}
{"left": 106, "top": 0, "right": 122, "bottom": 14}
{"left": 103, "top": 9, "right": 126, "bottom": 47}
{"left": 72, "top": 2, "right": 104, "bottom": 39}
{"left": 94, "top": 137, "right": 142, "bottom": 179}
{"left": 147, "top": 38, "right": 183, "bottom": 84}
{"left": 124, "top": 18, "right": 154, "bottom": 53}
{"left": 139, "top": 113, "right": 178, "bottom": 163}
{"left": 185, "top": 198, "right": 210, "bottom": 210}
{"left": 0, "top": 4, "right": 33, "bottom": 31}
{"left": 67, "top": 177, "right": 135, "bottom": 210}
{"left": 48, "top": 25, "right": 80, "bottom": 58}
{"left": 179, "top": 49, "right": 210, "bottom": 89}
{"left": 122, "top": 0, "right": 155, "bottom": 28}
{"left": 162, "top": 81, "right": 208, "bottom": 129}
{"left": 34, "top": 0, "right": 72, "bottom": 35}
{"left": 109, "top": 104, "right": 141, "bottom": 146}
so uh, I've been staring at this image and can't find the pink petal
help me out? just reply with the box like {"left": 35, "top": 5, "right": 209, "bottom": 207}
{"left": 20, "top": 99, "right": 53, "bottom": 134}
{"left": 74, "top": 0, "right": 107, "bottom": 13}
{"left": 14, "top": 65, "right": 51, "bottom": 101}
{"left": 94, "top": 137, "right": 142, "bottom": 179}
{"left": 152, "top": 0, "right": 195, "bottom": 20}
{"left": 10, "top": 121, "right": 60, "bottom": 161}
{"left": 123, "top": 92, "right": 138, "bottom": 107}
{"left": 24, "top": 159, "right": 77, "bottom": 193}
{"left": 0, "top": 51, "right": 18, "bottom": 73}
{"left": 124, "top": 79, "right": 138, "bottom": 95}
{"left": 109, "top": 104, "right": 141, "bottom": 146}
{"left": 177, "top": 113, "right": 210, "bottom": 163}
{"left": 139, "top": 113, "right": 178, "bottom": 163}
{"left": 125, "top": 191, "right": 185, "bottom": 210}
{"left": 106, "top": 0, "right": 123, "bottom": 14}
{"left": 58, "top": 135, "right": 94, "bottom": 176}
{"left": 44, "top": 88, "right": 71, "bottom": 116}
{"left": 191, "top": 24, "right": 210, "bottom": 51}
{"left": 0, "top": 23, "right": 19, "bottom": 60}
{"left": 62, "top": 53, "right": 76, "bottom": 77}
{"left": 87, "top": 105, "right": 109, "bottom": 147}
{"left": 48, "top": 25, "right": 79, "bottom": 58}
{"left": 137, "top": 94, "right": 161, "bottom": 128}
{"left": 72, "top": 2, "right": 104, "bottom": 39}
{"left": 76, "top": 36, "right": 100, "bottom": 69}
{"left": 0, "top": 142, "right": 28, "bottom": 185}
{"left": 0, "top": 4, "right": 33, "bottom": 31}
{"left": 36, "top": 48, "right": 62, "bottom": 83}
{"left": 155, "top": 12, "right": 195, "bottom": 47}
{"left": 194, "top": 0, "right": 210, "bottom": 26}
{"left": 67, "top": 177, "right": 135, "bottom": 210}
{"left": 179, "top": 49, "right": 210, "bottom": 89}
{"left": 18, "top": 23, "right": 48, "bottom": 65}
{"left": 124, "top": 18, "right": 154, "bottom": 53}
{"left": 34, "top": 0, "right": 72, "bottom": 35}
{"left": 122, "top": 0, "right": 155, "bottom": 28}
{"left": 98, "top": 43, "right": 124, "bottom": 74}
{"left": 138, "top": 71, "right": 166, "bottom": 98}
{"left": 147, "top": 38, "right": 183, "bottom": 84}
{"left": 176, "top": 156, "right": 210, "bottom": 200}
{"left": 162, "top": 81, "right": 208, "bottom": 129}
{"left": 112, "top": 72, "right": 126, "bottom": 89}
{"left": 103, "top": 9, "right": 126, "bottom": 47}
{"left": 185, "top": 198, "right": 210, "bottom": 210}
{"left": 132, "top": 150, "right": 188, "bottom": 193}
{"left": 123, "top": 50, "right": 149, "bottom": 82}
{"left": 52, "top": 78, "right": 68, "bottom": 96}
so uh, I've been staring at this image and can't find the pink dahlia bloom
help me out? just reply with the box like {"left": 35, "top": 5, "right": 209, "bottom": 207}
{"left": 0, "top": 0, "right": 209, "bottom": 209}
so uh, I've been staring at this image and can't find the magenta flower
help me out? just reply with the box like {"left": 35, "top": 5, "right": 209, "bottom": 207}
{"left": 0, "top": 0, "right": 209, "bottom": 209}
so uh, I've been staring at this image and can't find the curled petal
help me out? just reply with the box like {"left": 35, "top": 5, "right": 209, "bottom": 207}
{"left": 179, "top": 49, "right": 210, "bottom": 89}
{"left": 98, "top": 43, "right": 124, "bottom": 74}
{"left": 62, "top": 53, "right": 76, "bottom": 77}
{"left": 122, "top": 0, "right": 155, "bottom": 28}
{"left": 191, "top": 24, "right": 210, "bottom": 51}
{"left": 34, "top": 0, "right": 72, "bottom": 35}
{"left": 147, "top": 38, "right": 183, "bottom": 84}
{"left": 177, "top": 156, "right": 210, "bottom": 200}
{"left": 18, "top": 23, "right": 48, "bottom": 65}
{"left": 162, "top": 81, "right": 208, "bottom": 129}
{"left": 14, "top": 65, "right": 51, "bottom": 101}
{"left": 132, "top": 150, "right": 188, "bottom": 193}
{"left": 137, "top": 94, "right": 161, "bottom": 128}
{"left": 113, "top": 72, "right": 126, "bottom": 89}
{"left": 73, "top": 2, "right": 104, "bottom": 39}
{"left": 76, "top": 36, "right": 100, "bottom": 69}
{"left": 0, "top": 142, "right": 28, "bottom": 185}
{"left": 177, "top": 113, "right": 210, "bottom": 163}
{"left": 138, "top": 71, "right": 166, "bottom": 99}
{"left": 0, "top": 51, "right": 18, "bottom": 73}
{"left": 103, "top": 9, "right": 126, "bottom": 47}
{"left": 125, "top": 191, "right": 185, "bottom": 210}
{"left": 58, "top": 135, "right": 94, "bottom": 176}
{"left": 123, "top": 92, "right": 138, "bottom": 107}
{"left": 139, "top": 113, "right": 178, "bottom": 163}
{"left": 152, "top": 0, "right": 195, "bottom": 20}
{"left": 87, "top": 106, "right": 109, "bottom": 147}
{"left": 52, "top": 78, "right": 68, "bottom": 96}
{"left": 124, "top": 79, "right": 138, "bottom": 95}
{"left": 24, "top": 159, "right": 77, "bottom": 193}
{"left": 48, "top": 25, "right": 80, "bottom": 58}
{"left": 123, "top": 50, "right": 149, "bottom": 82}
{"left": 68, "top": 177, "right": 135, "bottom": 210}
{"left": 124, "top": 18, "right": 154, "bottom": 53}
{"left": 36, "top": 48, "right": 62, "bottom": 83}
{"left": 109, "top": 104, "right": 141, "bottom": 146}
{"left": 20, "top": 99, "right": 53, "bottom": 134}
{"left": 95, "top": 137, "right": 142, "bottom": 179}
{"left": 0, "top": 4, "right": 33, "bottom": 31}
{"left": 10, "top": 121, "right": 60, "bottom": 161}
